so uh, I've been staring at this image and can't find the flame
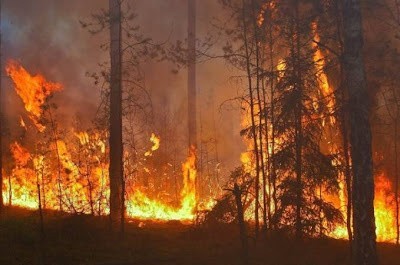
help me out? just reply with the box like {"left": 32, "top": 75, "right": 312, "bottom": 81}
{"left": 4, "top": 142, "right": 37, "bottom": 209}
{"left": 329, "top": 173, "right": 398, "bottom": 242}
{"left": 257, "top": 1, "right": 276, "bottom": 26}
{"left": 10, "top": 142, "right": 31, "bottom": 166}
{"left": 144, "top": 133, "right": 160, "bottom": 157}
{"left": 127, "top": 146, "right": 197, "bottom": 221}
{"left": 311, "top": 22, "right": 336, "bottom": 125}
{"left": 150, "top": 133, "right": 160, "bottom": 151}
{"left": 6, "top": 60, "right": 63, "bottom": 131}
{"left": 373, "top": 174, "right": 397, "bottom": 242}
{"left": 3, "top": 129, "right": 201, "bottom": 222}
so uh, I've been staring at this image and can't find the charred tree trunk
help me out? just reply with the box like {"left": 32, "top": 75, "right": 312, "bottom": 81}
{"left": 268, "top": 11, "right": 277, "bottom": 229}
{"left": 342, "top": 108, "right": 353, "bottom": 243}
{"left": 250, "top": 0, "right": 267, "bottom": 231}
{"left": 0, "top": 0, "right": 3, "bottom": 215}
{"left": 385, "top": 87, "right": 400, "bottom": 246}
{"left": 109, "top": 0, "right": 124, "bottom": 231}
{"left": 0, "top": 0, "right": 4, "bottom": 215}
{"left": 233, "top": 183, "right": 248, "bottom": 265}
{"left": 36, "top": 174, "right": 44, "bottom": 237}
{"left": 335, "top": 0, "right": 353, "bottom": 245}
{"left": 242, "top": 0, "right": 261, "bottom": 237}
{"left": 188, "top": 0, "right": 198, "bottom": 203}
{"left": 342, "top": 1, "right": 378, "bottom": 264}
{"left": 188, "top": 0, "right": 197, "bottom": 150}
{"left": 48, "top": 109, "right": 63, "bottom": 212}
{"left": 293, "top": 0, "right": 303, "bottom": 240}
{"left": 395, "top": 118, "right": 399, "bottom": 245}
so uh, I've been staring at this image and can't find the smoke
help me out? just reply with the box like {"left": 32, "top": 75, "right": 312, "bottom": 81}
{"left": 1, "top": 0, "right": 245, "bottom": 178}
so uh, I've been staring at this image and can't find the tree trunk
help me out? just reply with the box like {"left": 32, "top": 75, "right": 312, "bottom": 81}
{"left": 335, "top": 0, "right": 353, "bottom": 246}
{"left": 48, "top": 109, "right": 63, "bottom": 212}
{"left": 188, "top": 0, "right": 197, "bottom": 150}
{"left": 0, "top": 0, "right": 3, "bottom": 215}
{"left": 395, "top": 119, "right": 399, "bottom": 245}
{"left": 233, "top": 183, "right": 248, "bottom": 265}
{"left": 342, "top": 1, "right": 378, "bottom": 264}
{"left": 250, "top": 0, "right": 267, "bottom": 231}
{"left": 109, "top": 0, "right": 124, "bottom": 231}
{"left": 241, "top": 0, "right": 261, "bottom": 237}
{"left": 268, "top": 12, "right": 277, "bottom": 229}
{"left": 293, "top": 0, "right": 303, "bottom": 240}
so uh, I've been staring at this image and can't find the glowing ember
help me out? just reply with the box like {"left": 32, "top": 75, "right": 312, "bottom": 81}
{"left": 19, "top": 116, "right": 27, "bottom": 130}
{"left": 6, "top": 60, "right": 63, "bottom": 131}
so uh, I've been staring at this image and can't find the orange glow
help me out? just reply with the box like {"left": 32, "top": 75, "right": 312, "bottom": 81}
{"left": 6, "top": 60, "right": 63, "bottom": 131}
{"left": 311, "top": 22, "right": 336, "bottom": 125}
{"left": 329, "top": 173, "right": 397, "bottom": 243}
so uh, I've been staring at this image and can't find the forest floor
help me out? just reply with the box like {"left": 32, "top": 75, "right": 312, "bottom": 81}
{"left": 0, "top": 207, "right": 399, "bottom": 265}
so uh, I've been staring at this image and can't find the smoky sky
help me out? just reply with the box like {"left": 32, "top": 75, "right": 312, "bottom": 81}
{"left": 1, "top": 0, "right": 245, "bottom": 174}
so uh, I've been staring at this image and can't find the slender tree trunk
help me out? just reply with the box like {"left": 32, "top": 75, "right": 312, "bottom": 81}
{"left": 335, "top": 0, "right": 353, "bottom": 245}
{"left": 41, "top": 166, "right": 46, "bottom": 209}
{"left": 0, "top": 0, "right": 3, "bottom": 215}
{"left": 109, "top": 0, "right": 124, "bottom": 232}
{"left": 342, "top": 1, "right": 378, "bottom": 264}
{"left": 86, "top": 163, "right": 95, "bottom": 215}
{"left": 250, "top": 0, "right": 267, "bottom": 231}
{"left": 268, "top": 14, "right": 277, "bottom": 229}
{"left": 188, "top": 0, "right": 197, "bottom": 150}
{"left": 37, "top": 175, "right": 44, "bottom": 237}
{"left": 293, "top": 0, "right": 303, "bottom": 240}
{"left": 233, "top": 183, "right": 248, "bottom": 265}
{"left": 395, "top": 118, "right": 399, "bottom": 245}
{"left": 47, "top": 108, "right": 63, "bottom": 211}
{"left": 242, "top": 0, "right": 261, "bottom": 237}
{"left": 188, "top": 0, "right": 198, "bottom": 204}
{"left": 343, "top": 110, "right": 354, "bottom": 243}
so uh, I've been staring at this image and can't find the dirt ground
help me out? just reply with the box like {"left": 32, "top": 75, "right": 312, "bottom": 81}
{"left": 0, "top": 207, "right": 398, "bottom": 265}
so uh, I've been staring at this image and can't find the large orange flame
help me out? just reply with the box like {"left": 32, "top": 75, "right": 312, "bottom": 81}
{"left": 6, "top": 60, "right": 63, "bottom": 131}
{"left": 311, "top": 22, "right": 336, "bottom": 125}
{"left": 329, "top": 173, "right": 398, "bottom": 243}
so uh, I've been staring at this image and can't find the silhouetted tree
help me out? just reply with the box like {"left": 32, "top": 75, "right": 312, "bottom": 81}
{"left": 0, "top": 0, "right": 3, "bottom": 215}
{"left": 109, "top": 0, "right": 124, "bottom": 232}
{"left": 342, "top": 0, "right": 378, "bottom": 264}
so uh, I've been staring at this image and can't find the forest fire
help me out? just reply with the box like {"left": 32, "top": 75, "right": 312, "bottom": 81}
{"left": 3, "top": 131, "right": 199, "bottom": 221}
{"left": 2, "top": 61, "right": 200, "bottom": 222}
{"left": 2, "top": 24, "right": 399, "bottom": 244}
{"left": 1, "top": 1, "right": 400, "bottom": 264}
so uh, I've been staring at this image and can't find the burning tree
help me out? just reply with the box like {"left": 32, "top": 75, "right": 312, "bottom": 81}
{"left": 215, "top": 0, "right": 343, "bottom": 238}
